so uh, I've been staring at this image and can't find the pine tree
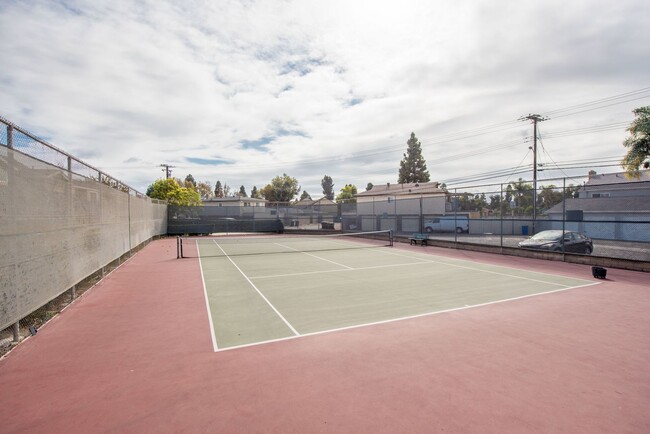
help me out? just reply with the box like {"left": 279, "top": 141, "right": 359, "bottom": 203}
{"left": 184, "top": 174, "right": 197, "bottom": 187}
{"left": 238, "top": 185, "right": 248, "bottom": 197}
{"left": 398, "top": 132, "right": 430, "bottom": 183}
{"left": 321, "top": 175, "right": 334, "bottom": 200}
{"left": 214, "top": 180, "right": 224, "bottom": 198}
{"left": 251, "top": 186, "right": 259, "bottom": 198}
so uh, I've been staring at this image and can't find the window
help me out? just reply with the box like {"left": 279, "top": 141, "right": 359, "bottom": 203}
{"left": 591, "top": 193, "right": 610, "bottom": 198}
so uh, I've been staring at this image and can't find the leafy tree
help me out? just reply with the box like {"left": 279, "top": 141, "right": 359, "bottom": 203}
{"left": 566, "top": 184, "right": 581, "bottom": 199}
{"left": 456, "top": 193, "right": 487, "bottom": 212}
{"left": 250, "top": 186, "right": 260, "bottom": 199}
{"left": 336, "top": 184, "right": 358, "bottom": 203}
{"left": 538, "top": 185, "right": 563, "bottom": 212}
{"left": 488, "top": 194, "right": 501, "bottom": 213}
{"left": 508, "top": 178, "right": 534, "bottom": 215}
{"left": 214, "top": 180, "right": 224, "bottom": 198}
{"left": 223, "top": 183, "right": 231, "bottom": 197}
{"left": 185, "top": 174, "right": 197, "bottom": 187}
{"left": 366, "top": 182, "right": 373, "bottom": 191}
{"left": 146, "top": 178, "right": 201, "bottom": 206}
{"left": 622, "top": 106, "right": 650, "bottom": 176}
{"left": 147, "top": 178, "right": 179, "bottom": 200}
{"left": 398, "top": 132, "right": 430, "bottom": 183}
{"left": 238, "top": 185, "right": 248, "bottom": 197}
{"left": 321, "top": 175, "right": 334, "bottom": 200}
{"left": 196, "top": 181, "right": 213, "bottom": 200}
{"left": 261, "top": 173, "right": 300, "bottom": 203}
{"left": 169, "top": 186, "right": 202, "bottom": 206}
{"left": 300, "top": 190, "right": 312, "bottom": 200}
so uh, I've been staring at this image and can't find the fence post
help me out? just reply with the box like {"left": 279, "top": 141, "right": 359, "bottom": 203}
{"left": 419, "top": 195, "right": 423, "bottom": 234}
{"left": 500, "top": 183, "right": 504, "bottom": 248}
{"left": 12, "top": 321, "right": 19, "bottom": 342}
{"left": 394, "top": 195, "right": 397, "bottom": 234}
{"left": 7, "top": 124, "right": 13, "bottom": 148}
{"left": 562, "top": 178, "right": 566, "bottom": 251}
{"left": 7, "top": 125, "right": 17, "bottom": 342}
{"left": 454, "top": 189, "right": 458, "bottom": 245}
{"left": 128, "top": 191, "right": 132, "bottom": 251}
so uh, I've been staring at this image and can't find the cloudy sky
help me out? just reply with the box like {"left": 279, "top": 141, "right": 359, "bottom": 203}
{"left": 1, "top": 0, "right": 649, "bottom": 197}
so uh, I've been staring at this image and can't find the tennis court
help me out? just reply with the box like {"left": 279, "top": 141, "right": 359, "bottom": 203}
{"left": 180, "top": 232, "right": 598, "bottom": 351}
{"left": 3, "top": 236, "right": 649, "bottom": 433}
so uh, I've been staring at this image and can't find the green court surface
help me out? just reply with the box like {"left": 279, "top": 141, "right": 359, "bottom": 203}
{"left": 194, "top": 235, "right": 597, "bottom": 351}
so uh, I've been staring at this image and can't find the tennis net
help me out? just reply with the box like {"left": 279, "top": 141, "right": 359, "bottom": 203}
{"left": 177, "top": 230, "right": 393, "bottom": 258}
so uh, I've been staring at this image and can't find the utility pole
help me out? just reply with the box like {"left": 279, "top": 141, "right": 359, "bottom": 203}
{"left": 519, "top": 114, "right": 548, "bottom": 234}
{"left": 159, "top": 164, "right": 175, "bottom": 179}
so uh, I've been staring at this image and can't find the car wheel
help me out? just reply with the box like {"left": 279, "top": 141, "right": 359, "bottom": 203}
{"left": 456, "top": 227, "right": 463, "bottom": 234}
{"left": 425, "top": 227, "right": 432, "bottom": 233}
{"left": 584, "top": 246, "right": 592, "bottom": 255}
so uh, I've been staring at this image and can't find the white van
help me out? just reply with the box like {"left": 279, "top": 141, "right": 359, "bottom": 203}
{"left": 424, "top": 215, "right": 469, "bottom": 233}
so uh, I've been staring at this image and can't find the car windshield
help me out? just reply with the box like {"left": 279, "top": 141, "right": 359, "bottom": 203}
{"left": 530, "top": 231, "right": 562, "bottom": 241}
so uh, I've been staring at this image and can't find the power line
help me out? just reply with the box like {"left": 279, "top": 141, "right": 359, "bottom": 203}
{"left": 541, "top": 87, "right": 650, "bottom": 119}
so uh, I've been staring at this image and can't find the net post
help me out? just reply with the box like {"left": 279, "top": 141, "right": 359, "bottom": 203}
{"left": 180, "top": 237, "right": 184, "bottom": 258}
{"left": 176, "top": 236, "right": 180, "bottom": 259}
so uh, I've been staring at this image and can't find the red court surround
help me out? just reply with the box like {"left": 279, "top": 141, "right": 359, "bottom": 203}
{"left": 1, "top": 238, "right": 649, "bottom": 433}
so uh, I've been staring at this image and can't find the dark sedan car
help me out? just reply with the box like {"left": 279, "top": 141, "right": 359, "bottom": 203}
{"left": 518, "top": 230, "right": 593, "bottom": 254}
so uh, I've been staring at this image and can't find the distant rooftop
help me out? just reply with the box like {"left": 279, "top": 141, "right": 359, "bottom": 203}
{"left": 586, "top": 170, "right": 650, "bottom": 186}
{"left": 356, "top": 182, "right": 445, "bottom": 197}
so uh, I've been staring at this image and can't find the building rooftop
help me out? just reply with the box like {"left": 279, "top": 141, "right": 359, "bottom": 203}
{"left": 355, "top": 182, "right": 446, "bottom": 197}
{"left": 586, "top": 169, "right": 650, "bottom": 186}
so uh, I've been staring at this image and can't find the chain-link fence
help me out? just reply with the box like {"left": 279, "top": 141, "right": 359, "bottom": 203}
{"left": 198, "top": 176, "right": 648, "bottom": 263}
{"left": 1, "top": 116, "right": 167, "bottom": 354}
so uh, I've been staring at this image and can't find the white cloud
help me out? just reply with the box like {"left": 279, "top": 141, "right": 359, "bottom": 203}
{"left": 1, "top": 0, "right": 649, "bottom": 196}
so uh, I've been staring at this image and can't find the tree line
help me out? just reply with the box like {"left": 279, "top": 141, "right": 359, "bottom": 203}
{"left": 145, "top": 172, "right": 373, "bottom": 206}
{"left": 147, "top": 106, "right": 649, "bottom": 206}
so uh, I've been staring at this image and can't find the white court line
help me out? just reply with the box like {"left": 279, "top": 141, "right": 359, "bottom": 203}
{"left": 375, "top": 247, "right": 594, "bottom": 286}
{"left": 197, "top": 240, "right": 219, "bottom": 351}
{"left": 254, "top": 247, "right": 586, "bottom": 288}
{"left": 251, "top": 261, "right": 451, "bottom": 280}
{"left": 213, "top": 240, "right": 299, "bottom": 336}
{"left": 274, "top": 243, "right": 354, "bottom": 270}
{"left": 213, "top": 280, "right": 602, "bottom": 353}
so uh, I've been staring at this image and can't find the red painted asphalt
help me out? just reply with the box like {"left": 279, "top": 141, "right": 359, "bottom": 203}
{"left": 1, "top": 238, "right": 649, "bottom": 433}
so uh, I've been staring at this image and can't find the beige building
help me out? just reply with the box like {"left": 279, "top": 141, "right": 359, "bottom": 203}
{"left": 351, "top": 182, "right": 449, "bottom": 232}
{"left": 202, "top": 197, "right": 267, "bottom": 207}
{"left": 354, "top": 182, "right": 448, "bottom": 215}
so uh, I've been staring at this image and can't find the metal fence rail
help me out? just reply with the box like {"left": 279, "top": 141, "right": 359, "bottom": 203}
{"left": 0, "top": 115, "right": 149, "bottom": 198}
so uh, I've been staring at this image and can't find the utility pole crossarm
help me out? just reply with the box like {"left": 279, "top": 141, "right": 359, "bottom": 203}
{"left": 159, "top": 164, "right": 176, "bottom": 179}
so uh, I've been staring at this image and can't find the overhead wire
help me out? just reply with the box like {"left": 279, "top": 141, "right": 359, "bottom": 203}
{"left": 541, "top": 87, "right": 650, "bottom": 117}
